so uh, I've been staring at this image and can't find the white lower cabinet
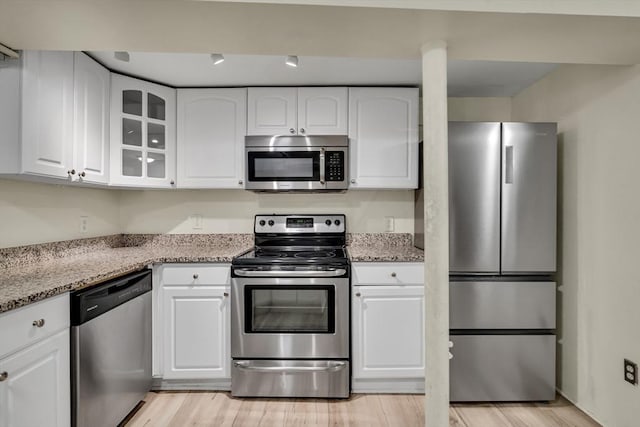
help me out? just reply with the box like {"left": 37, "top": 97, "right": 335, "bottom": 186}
{"left": 351, "top": 263, "right": 425, "bottom": 393}
{"left": 0, "top": 294, "right": 70, "bottom": 427}
{"left": 155, "top": 264, "right": 231, "bottom": 387}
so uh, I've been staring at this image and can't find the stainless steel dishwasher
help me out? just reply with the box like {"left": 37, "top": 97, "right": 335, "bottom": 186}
{"left": 70, "top": 269, "right": 152, "bottom": 427}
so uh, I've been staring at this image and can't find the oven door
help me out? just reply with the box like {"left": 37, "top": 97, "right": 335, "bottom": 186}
{"left": 231, "top": 275, "right": 349, "bottom": 359}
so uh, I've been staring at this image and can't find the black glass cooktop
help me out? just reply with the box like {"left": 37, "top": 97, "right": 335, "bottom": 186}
{"left": 233, "top": 247, "right": 348, "bottom": 265}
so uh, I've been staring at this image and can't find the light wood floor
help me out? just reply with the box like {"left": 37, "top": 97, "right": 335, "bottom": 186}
{"left": 124, "top": 392, "right": 601, "bottom": 427}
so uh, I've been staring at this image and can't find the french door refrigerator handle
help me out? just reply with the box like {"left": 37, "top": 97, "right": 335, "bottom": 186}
{"left": 505, "top": 145, "right": 514, "bottom": 184}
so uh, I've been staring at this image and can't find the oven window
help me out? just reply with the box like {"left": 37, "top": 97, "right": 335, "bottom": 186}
{"left": 245, "top": 285, "right": 335, "bottom": 333}
{"left": 248, "top": 152, "right": 320, "bottom": 181}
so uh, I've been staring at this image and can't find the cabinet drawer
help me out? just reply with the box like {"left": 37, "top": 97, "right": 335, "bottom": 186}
{"left": 352, "top": 263, "right": 423, "bottom": 285}
{"left": 450, "top": 281, "right": 556, "bottom": 330}
{"left": 0, "top": 293, "right": 70, "bottom": 358}
{"left": 161, "top": 264, "right": 230, "bottom": 286}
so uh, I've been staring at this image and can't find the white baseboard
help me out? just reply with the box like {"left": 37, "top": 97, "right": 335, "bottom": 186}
{"left": 152, "top": 377, "right": 231, "bottom": 391}
{"left": 555, "top": 388, "right": 605, "bottom": 426}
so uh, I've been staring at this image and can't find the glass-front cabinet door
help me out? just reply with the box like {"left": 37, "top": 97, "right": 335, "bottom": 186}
{"left": 110, "top": 74, "right": 176, "bottom": 187}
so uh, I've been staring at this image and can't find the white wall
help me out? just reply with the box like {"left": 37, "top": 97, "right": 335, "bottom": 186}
{"left": 0, "top": 178, "right": 121, "bottom": 248}
{"left": 118, "top": 189, "right": 415, "bottom": 234}
{"left": 448, "top": 97, "right": 511, "bottom": 121}
{"left": 512, "top": 64, "right": 640, "bottom": 427}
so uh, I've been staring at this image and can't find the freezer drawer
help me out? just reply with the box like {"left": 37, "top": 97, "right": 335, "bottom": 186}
{"left": 450, "top": 334, "right": 555, "bottom": 402}
{"left": 450, "top": 281, "right": 556, "bottom": 330}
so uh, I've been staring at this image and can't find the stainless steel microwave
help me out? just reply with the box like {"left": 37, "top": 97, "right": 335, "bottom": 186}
{"left": 245, "top": 135, "right": 349, "bottom": 191}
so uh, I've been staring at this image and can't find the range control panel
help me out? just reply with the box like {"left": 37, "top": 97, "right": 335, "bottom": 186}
{"left": 255, "top": 214, "right": 346, "bottom": 234}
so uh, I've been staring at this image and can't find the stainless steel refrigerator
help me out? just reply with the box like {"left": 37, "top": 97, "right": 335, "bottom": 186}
{"left": 416, "top": 122, "right": 558, "bottom": 401}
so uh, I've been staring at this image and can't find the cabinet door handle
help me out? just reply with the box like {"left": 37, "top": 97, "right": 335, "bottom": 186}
{"left": 170, "top": 180, "right": 175, "bottom": 186}
{"left": 355, "top": 292, "right": 361, "bottom": 297}
{"left": 223, "top": 292, "right": 229, "bottom": 297}
{"left": 193, "top": 273, "right": 199, "bottom": 279}
{"left": 32, "top": 319, "right": 45, "bottom": 328}
{"left": 350, "top": 179, "right": 356, "bottom": 184}
{"left": 238, "top": 180, "right": 243, "bottom": 185}
{"left": 289, "top": 128, "right": 295, "bottom": 134}
{"left": 67, "top": 169, "right": 76, "bottom": 176}
{"left": 391, "top": 272, "right": 397, "bottom": 278}
{"left": 299, "top": 128, "right": 305, "bottom": 134}
{"left": 0, "top": 372, "right": 7, "bottom": 381}
{"left": 79, "top": 171, "right": 86, "bottom": 178}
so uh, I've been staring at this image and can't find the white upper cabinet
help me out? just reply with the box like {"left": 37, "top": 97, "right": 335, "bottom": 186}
{"left": 21, "top": 50, "right": 75, "bottom": 179}
{"left": 247, "top": 87, "right": 347, "bottom": 136}
{"left": 110, "top": 74, "right": 176, "bottom": 188}
{"left": 247, "top": 87, "right": 297, "bottom": 135}
{"left": 73, "top": 52, "right": 110, "bottom": 184}
{"left": 297, "top": 87, "right": 348, "bottom": 135}
{"left": 348, "top": 87, "right": 419, "bottom": 189}
{"left": 0, "top": 51, "right": 109, "bottom": 185}
{"left": 177, "top": 89, "right": 247, "bottom": 188}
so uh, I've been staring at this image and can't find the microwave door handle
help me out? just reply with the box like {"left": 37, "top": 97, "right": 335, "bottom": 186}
{"left": 319, "top": 148, "right": 326, "bottom": 186}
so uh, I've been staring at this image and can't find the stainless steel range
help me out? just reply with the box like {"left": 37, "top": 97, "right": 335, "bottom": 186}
{"left": 231, "top": 214, "right": 350, "bottom": 398}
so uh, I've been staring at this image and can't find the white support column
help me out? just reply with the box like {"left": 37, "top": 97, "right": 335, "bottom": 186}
{"left": 421, "top": 41, "right": 449, "bottom": 427}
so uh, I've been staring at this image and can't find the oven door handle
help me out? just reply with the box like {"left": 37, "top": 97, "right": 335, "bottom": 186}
{"left": 233, "top": 361, "right": 347, "bottom": 373}
{"left": 233, "top": 268, "right": 347, "bottom": 277}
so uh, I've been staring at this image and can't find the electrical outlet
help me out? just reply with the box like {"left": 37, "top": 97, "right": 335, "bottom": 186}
{"left": 79, "top": 216, "right": 88, "bottom": 233}
{"left": 191, "top": 214, "right": 203, "bottom": 230}
{"left": 624, "top": 359, "right": 638, "bottom": 385}
{"left": 384, "top": 216, "right": 395, "bottom": 232}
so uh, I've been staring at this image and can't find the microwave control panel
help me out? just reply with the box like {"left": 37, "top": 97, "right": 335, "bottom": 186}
{"left": 325, "top": 151, "right": 345, "bottom": 181}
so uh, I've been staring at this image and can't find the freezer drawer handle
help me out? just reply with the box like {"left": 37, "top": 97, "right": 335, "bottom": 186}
{"left": 233, "top": 361, "right": 347, "bottom": 373}
{"left": 505, "top": 145, "right": 514, "bottom": 184}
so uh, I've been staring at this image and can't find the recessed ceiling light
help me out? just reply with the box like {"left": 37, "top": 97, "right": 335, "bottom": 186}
{"left": 285, "top": 55, "right": 298, "bottom": 68}
{"left": 211, "top": 53, "right": 225, "bottom": 65}
{"left": 114, "top": 51, "right": 130, "bottom": 62}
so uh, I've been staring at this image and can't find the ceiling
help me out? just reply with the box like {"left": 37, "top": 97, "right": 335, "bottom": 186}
{"left": 3, "top": 1, "right": 640, "bottom": 66}
{"left": 89, "top": 51, "right": 558, "bottom": 97}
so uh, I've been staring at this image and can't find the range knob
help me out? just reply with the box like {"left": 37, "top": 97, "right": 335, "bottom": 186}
{"left": 325, "top": 219, "right": 332, "bottom": 226}
{"left": 268, "top": 220, "right": 275, "bottom": 226}
{"left": 334, "top": 219, "right": 341, "bottom": 226}
{"left": 259, "top": 220, "right": 266, "bottom": 226}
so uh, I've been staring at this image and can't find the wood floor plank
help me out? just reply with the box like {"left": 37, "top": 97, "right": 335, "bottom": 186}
{"left": 496, "top": 402, "right": 562, "bottom": 427}
{"left": 452, "top": 402, "right": 513, "bottom": 427}
{"left": 533, "top": 397, "right": 602, "bottom": 427}
{"left": 124, "top": 391, "right": 600, "bottom": 427}
{"left": 126, "top": 391, "right": 187, "bottom": 427}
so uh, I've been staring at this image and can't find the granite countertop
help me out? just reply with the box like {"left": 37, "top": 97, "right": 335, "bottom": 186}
{"left": 0, "top": 235, "right": 253, "bottom": 314}
{"left": 0, "top": 233, "right": 423, "bottom": 314}
{"left": 346, "top": 233, "right": 424, "bottom": 263}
